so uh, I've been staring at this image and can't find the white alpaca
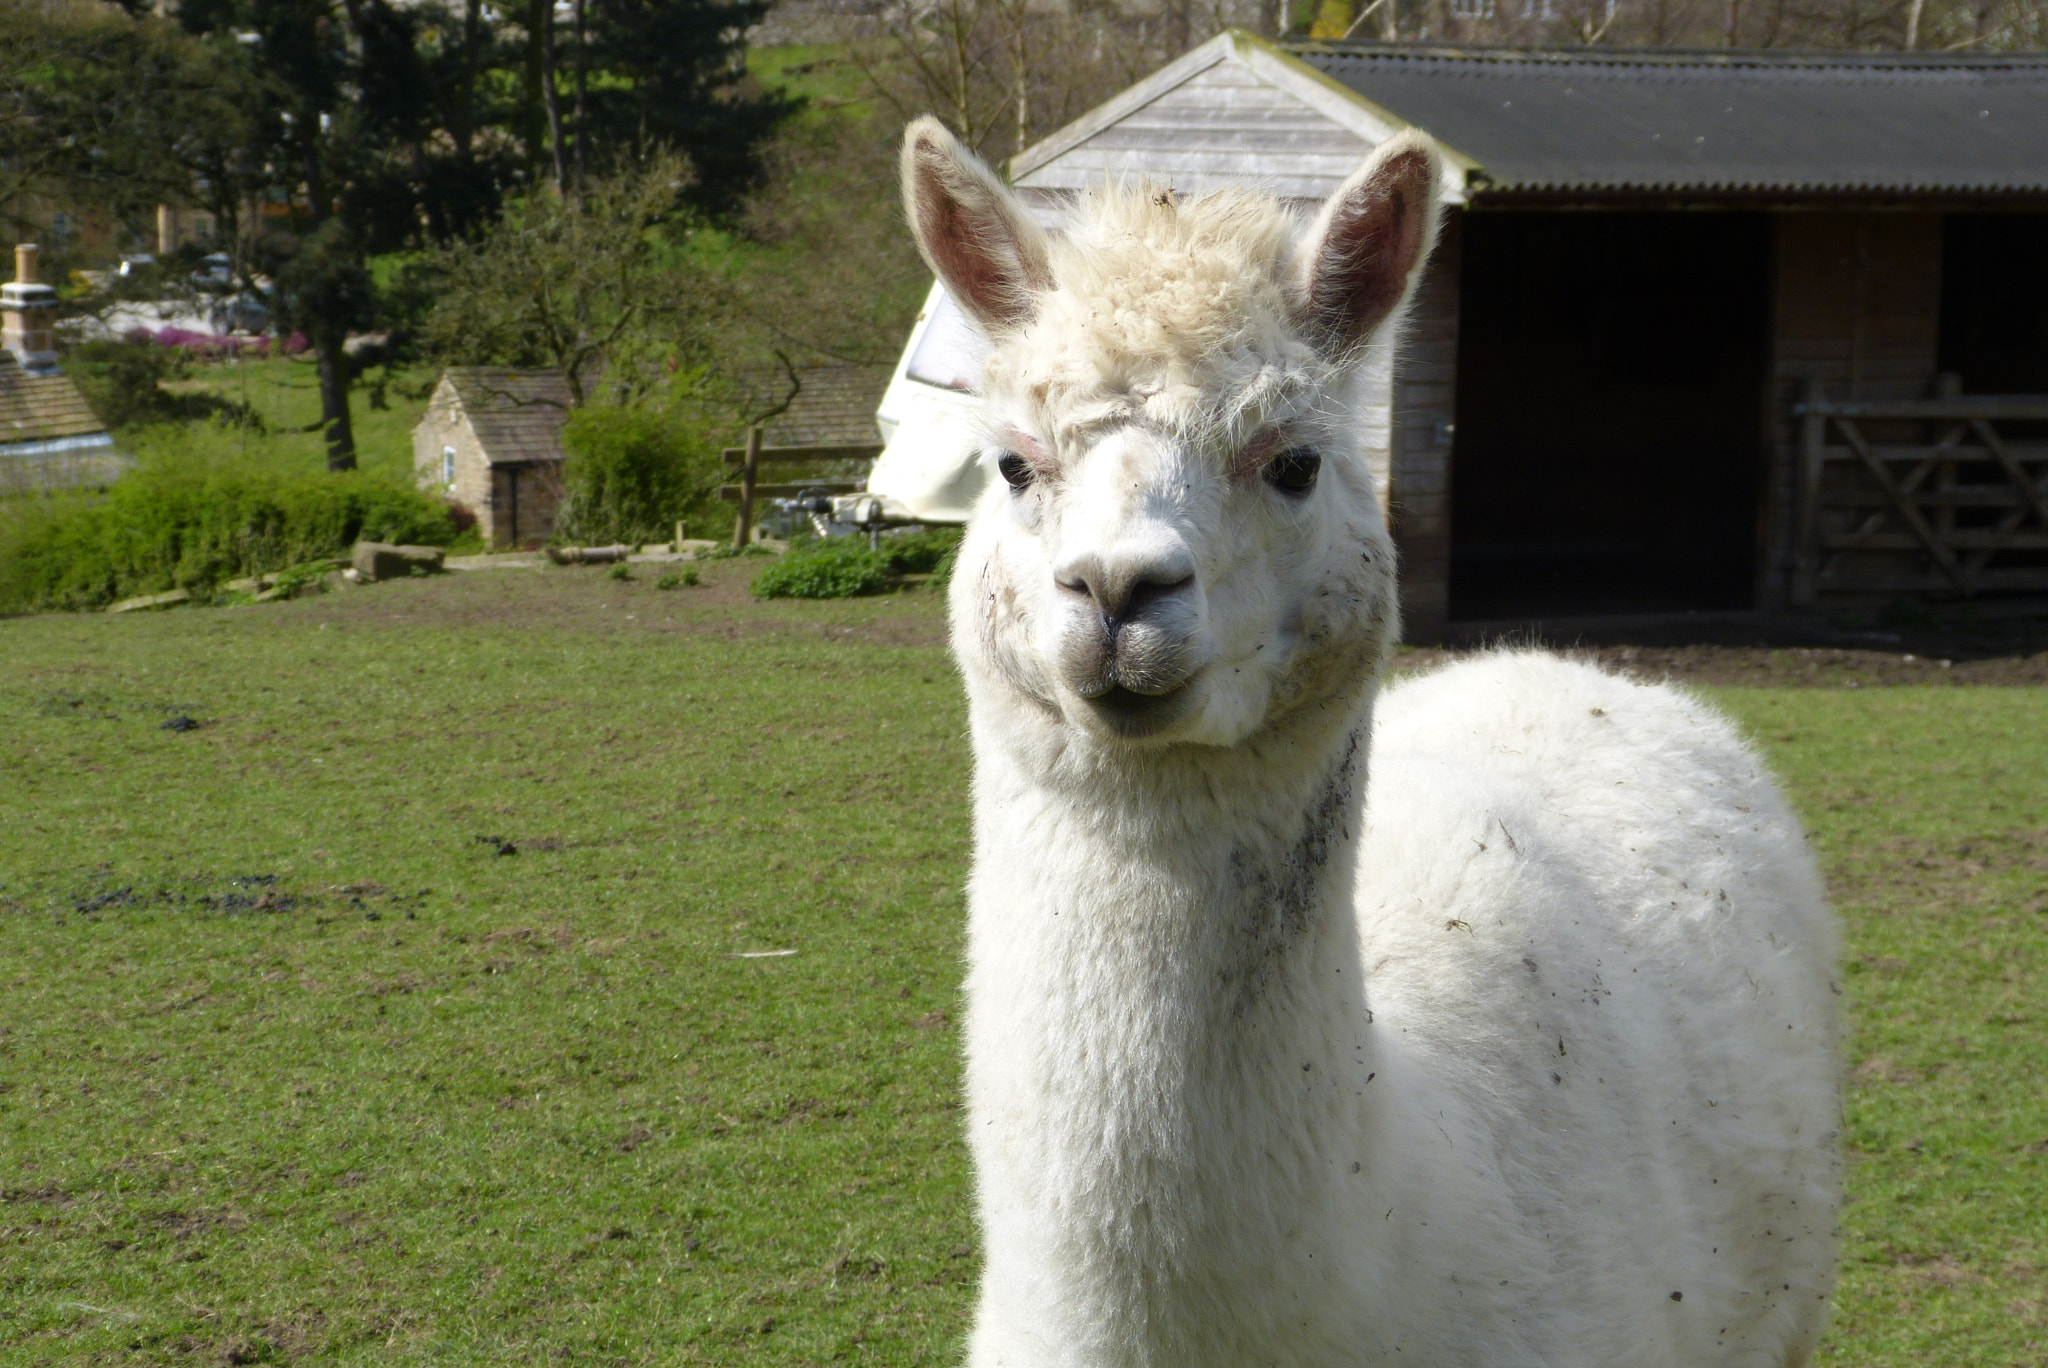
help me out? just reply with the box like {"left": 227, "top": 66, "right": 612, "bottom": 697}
{"left": 902, "top": 117, "right": 1839, "bottom": 1368}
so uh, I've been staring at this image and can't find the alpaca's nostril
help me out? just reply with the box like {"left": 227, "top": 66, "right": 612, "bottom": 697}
{"left": 1121, "top": 573, "right": 1195, "bottom": 622}
{"left": 1054, "top": 548, "right": 1196, "bottom": 622}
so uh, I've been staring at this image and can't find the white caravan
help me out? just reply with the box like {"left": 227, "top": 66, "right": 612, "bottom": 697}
{"left": 840, "top": 282, "right": 990, "bottom": 526}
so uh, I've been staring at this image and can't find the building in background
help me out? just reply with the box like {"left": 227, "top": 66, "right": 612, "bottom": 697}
{"left": 0, "top": 243, "right": 123, "bottom": 491}
{"left": 995, "top": 32, "right": 2048, "bottom": 639}
{"left": 412, "top": 368, "right": 574, "bottom": 548}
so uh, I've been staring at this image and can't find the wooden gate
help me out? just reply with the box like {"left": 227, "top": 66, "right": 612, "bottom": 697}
{"left": 1791, "top": 379, "right": 2048, "bottom": 606}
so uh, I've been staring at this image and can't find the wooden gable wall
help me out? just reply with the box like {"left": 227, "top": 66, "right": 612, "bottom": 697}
{"left": 1014, "top": 58, "right": 1376, "bottom": 202}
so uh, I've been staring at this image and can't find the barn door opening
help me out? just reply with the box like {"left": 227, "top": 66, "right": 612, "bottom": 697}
{"left": 1941, "top": 213, "right": 2048, "bottom": 394}
{"left": 1448, "top": 211, "right": 1769, "bottom": 621}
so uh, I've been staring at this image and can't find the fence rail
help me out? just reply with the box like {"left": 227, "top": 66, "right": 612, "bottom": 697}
{"left": 1791, "top": 377, "right": 2048, "bottom": 605}
{"left": 717, "top": 425, "right": 884, "bottom": 547}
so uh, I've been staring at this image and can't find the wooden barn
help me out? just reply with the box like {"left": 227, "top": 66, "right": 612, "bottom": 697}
{"left": 1010, "top": 34, "right": 2048, "bottom": 640}
{"left": 412, "top": 368, "right": 574, "bottom": 549}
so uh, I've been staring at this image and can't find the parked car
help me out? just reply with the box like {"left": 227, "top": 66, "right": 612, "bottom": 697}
{"left": 116, "top": 254, "right": 157, "bottom": 279}
{"left": 193, "top": 253, "right": 234, "bottom": 291}
{"left": 208, "top": 292, "right": 269, "bottom": 335}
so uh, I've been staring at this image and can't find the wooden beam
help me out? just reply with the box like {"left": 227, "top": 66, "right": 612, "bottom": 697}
{"left": 1809, "top": 443, "right": 2048, "bottom": 464}
{"left": 1825, "top": 487, "right": 2048, "bottom": 509}
{"left": 717, "top": 481, "right": 865, "bottom": 502}
{"left": 1794, "top": 396, "right": 2048, "bottom": 422}
{"left": 1833, "top": 418, "right": 1974, "bottom": 595}
{"left": 1820, "top": 531, "right": 2048, "bottom": 551}
{"left": 1970, "top": 420, "right": 2048, "bottom": 529}
{"left": 1791, "top": 376, "right": 1825, "bottom": 609}
{"left": 720, "top": 443, "right": 883, "bottom": 467}
{"left": 732, "top": 424, "right": 761, "bottom": 550}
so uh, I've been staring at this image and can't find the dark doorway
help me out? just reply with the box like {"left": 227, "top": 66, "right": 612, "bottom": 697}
{"left": 1941, "top": 213, "right": 2048, "bottom": 394}
{"left": 1448, "top": 212, "right": 1770, "bottom": 620}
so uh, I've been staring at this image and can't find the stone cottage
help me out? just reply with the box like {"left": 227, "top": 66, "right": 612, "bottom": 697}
{"left": 412, "top": 367, "right": 573, "bottom": 548}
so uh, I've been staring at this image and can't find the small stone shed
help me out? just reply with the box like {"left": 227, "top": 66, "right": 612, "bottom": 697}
{"left": 413, "top": 368, "right": 574, "bottom": 549}
{"left": 1011, "top": 33, "right": 2048, "bottom": 639}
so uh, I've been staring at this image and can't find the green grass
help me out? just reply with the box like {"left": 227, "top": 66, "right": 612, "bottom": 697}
{"left": 150, "top": 357, "right": 436, "bottom": 487}
{"left": 0, "top": 572, "right": 2042, "bottom": 1364}
{"left": 1711, "top": 688, "right": 2048, "bottom": 1365}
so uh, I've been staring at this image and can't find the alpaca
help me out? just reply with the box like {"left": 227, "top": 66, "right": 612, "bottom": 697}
{"left": 901, "top": 117, "right": 1840, "bottom": 1367}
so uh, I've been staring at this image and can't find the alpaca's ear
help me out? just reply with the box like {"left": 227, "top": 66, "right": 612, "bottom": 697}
{"left": 901, "top": 116, "right": 1052, "bottom": 335}
{"left": 1295, "top": 130, "right": 1442, "bottom": 355}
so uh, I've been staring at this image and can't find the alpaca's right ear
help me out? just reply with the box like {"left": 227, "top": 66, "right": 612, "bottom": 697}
{"left": 901, "top": 116, "right": 1052, "bottom": 335}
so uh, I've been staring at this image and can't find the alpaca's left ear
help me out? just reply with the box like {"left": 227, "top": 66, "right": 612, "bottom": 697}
{"left": 1295, "top": 130, "right": 1442, "bottom": 355}
{"left": 901, "top": 116, "right": 1052, "bottom": 336}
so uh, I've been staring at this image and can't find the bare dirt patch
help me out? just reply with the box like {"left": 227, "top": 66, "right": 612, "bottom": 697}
{"left": 236, "top": 556, "right": 2048, "bottom": 682}
{"left": 271, "top": 556, "right": 951, "bottom": 648}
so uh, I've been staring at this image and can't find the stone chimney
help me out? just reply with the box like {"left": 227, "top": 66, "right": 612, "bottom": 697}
{"left": 3, "top": 243, "right": 59, "bottom": 375}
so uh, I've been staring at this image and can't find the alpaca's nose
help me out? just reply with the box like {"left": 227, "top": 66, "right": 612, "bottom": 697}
{"left": 1054, "top": 542, "right": 1196, "bottom": 624}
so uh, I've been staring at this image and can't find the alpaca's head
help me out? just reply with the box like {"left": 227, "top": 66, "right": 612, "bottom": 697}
{"left": 903, "top": 118, "right": 1440, "bottom": 750}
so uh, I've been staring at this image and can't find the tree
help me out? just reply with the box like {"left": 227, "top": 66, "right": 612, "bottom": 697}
{"left": 0, "top": 1, "right": 249, "bottom": 251}
{"left": 535, "top": 0, "right": 799, "bottom": 215}
{"left": 272, "top": 218, "right": 374, "bottom": 469}
{"left": 423, "top": 153, "right": 713, "bottom": 407}
{"left": 849, "top": 0, "right": 1219, "bottom": 165}
{"left": 721, "top": 108, "right": 930, "bottom": 369}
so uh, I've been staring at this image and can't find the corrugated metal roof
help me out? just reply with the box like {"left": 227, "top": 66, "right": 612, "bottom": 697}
{"left": 437, "top": 368, "right": 574, "bottom": 466}
{"left": 0, "top": 351, "right": 108, "bottom": 445}
{"left": 1291, "top": 44, "right": 2048, "bottom": 195}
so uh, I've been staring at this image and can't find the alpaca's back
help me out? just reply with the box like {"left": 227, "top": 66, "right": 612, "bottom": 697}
{"left": 1356, "top": 651, "right": 1838, "bottom": 1366}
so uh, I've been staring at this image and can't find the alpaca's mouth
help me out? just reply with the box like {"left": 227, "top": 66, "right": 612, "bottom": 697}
{"left": 1079, "top": 682, "right": 1195, "bottom": 739}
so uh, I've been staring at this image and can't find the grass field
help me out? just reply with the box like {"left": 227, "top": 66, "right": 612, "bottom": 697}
{"left": 2, "top": 567, "right": 2044, "bottom": 1365}
{"left": 149, "top": 358, "right": 437, "bottom": 488}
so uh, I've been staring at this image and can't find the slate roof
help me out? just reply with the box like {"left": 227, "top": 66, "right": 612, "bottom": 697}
{"left": 434, "top": 367, "right": 575, "bottom": 465}
{"left": 0, "top": 350, "right": 111, "bottom": 453}
{"left": 733, "top": 364, "right": 889, "bottom": 448}
{"left": 1290, "top": 43, "right": 2048, "bottom": 196}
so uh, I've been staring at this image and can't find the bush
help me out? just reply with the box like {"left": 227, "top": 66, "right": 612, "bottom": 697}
{"left": 927, "top": 544, "right": 959, "bottom": 594}
{"left": 750, "top": 535, "right": 892, "bottom": 600}
{"left": 878, "top": 526, "right": 961, "bottom": 576}
{"left": 0, "top": 442, "right": 457, "bottom": 612}
{"left": 551, "top": 406, "right": 720, "bottom": 547}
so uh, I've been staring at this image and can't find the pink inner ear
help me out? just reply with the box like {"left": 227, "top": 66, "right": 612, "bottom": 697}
{"left": 1310, "top": 148, "right": 1434, "bottom": 350}
{"left": 919, "top": 178, "right": 1029, "bottom": 333}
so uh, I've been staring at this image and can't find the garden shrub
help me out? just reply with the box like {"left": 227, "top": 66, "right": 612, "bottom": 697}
{"left": 0, "top": 441, "right": 456, "bottom": 612}
{"left": 927, "top": 544, "right": 959, "bottom": 594}
{"left": 878, "top": 525, "right": 961, "bottom": 575}
{"left": 552, "top": 406, "right": 721, "bottom": 547}
{"left": 750, "top": 535, "right": 892, "bottom": 600}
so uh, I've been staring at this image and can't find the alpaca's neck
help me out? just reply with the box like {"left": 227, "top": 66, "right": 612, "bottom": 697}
{"left": 963, "top": 698, "right": 1380, "bottom": 1294}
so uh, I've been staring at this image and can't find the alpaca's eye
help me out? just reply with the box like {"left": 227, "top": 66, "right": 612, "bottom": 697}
{"left": 997, "top": 450, "right": 1034, "bottom": 491}
{"left": 1264, "top": 448, "right": 1321, "bottom": 495}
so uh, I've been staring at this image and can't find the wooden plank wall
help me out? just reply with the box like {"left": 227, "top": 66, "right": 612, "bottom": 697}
{"left": 1015, "top": 59, "right": 1374, "bottom": 202}
{"left": 1390, "top": 211, "right": 1462, "bottom": 643}
{"left": 1763, "top": 212, "right": 1944, "bottom": 608}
